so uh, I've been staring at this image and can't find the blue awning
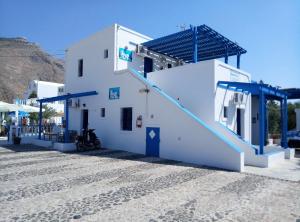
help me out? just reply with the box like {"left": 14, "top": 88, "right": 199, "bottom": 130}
{"left": 37, "top": 91, "right": 98, "bottom": 103}
{"left": 217, "top": 81, "right": 287, "bottom": 99}
{"left": 142, "top": 25, "right": 246, "bottom": 63}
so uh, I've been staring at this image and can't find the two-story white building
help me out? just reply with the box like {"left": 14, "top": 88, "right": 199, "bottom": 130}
{"left": 61, "top": 24, "right": 294, "bottom": 172}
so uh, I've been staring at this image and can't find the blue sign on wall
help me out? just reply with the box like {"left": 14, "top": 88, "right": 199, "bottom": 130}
{"left": 109, "top": 87, "right": 120, "bottom": 100}
{"left": 119, "top": 48, "right": 132, "bottom": 62}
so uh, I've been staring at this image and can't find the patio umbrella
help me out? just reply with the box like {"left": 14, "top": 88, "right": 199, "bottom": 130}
{"left": 0, "top": 101, "right": 43, "bottom": 113}
{"left": 0, "top": 101, "right": 19, "bottom": 112}
{"left": 18, "top": 104, "right": 42, "bottom": 113}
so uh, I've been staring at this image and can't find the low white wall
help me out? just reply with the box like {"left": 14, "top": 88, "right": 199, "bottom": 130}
{"left": 32, "top": 139, "right": 52, "bottom": 148}
{"left": 53, "top": 143, "right": 76, "bottom": 152}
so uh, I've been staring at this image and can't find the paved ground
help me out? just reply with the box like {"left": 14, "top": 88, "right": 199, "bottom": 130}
{"left": 0, "top": 144, "right": 299, "bottom": 222}
{"left": 244, "top": 151, "right": 300, "bottom": 182}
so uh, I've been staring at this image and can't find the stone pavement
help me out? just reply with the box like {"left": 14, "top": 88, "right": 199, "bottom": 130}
{"left": 0, "top": 144, "right": 299, "bottom": 222}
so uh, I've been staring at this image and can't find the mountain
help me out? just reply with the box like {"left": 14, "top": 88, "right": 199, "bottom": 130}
{"left": 0, "top": 37, "right": 64, "bottom": 103}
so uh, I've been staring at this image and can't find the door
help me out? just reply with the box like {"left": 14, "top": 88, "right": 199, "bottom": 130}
{"left": 82, "top": 109, "right": 89, "bottom": 130}
{"left": 146, "top": 127, "right": 160, "bottom": 157}
{"left": 236, "top": 108, "right": 241, "bottom": 136}
{"left": 144, "top": 57, "right": 153, "bottom": 78}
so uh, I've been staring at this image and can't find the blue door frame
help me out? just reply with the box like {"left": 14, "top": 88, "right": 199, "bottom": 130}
{"left": 146, "top": 127, "right": 160, "bottom": 157}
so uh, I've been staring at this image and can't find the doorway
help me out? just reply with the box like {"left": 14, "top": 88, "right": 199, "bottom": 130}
{"left": 236, "top": 108, "right": 244, "bottom": 137}
{"left": 82, "top": 109, "right": 89, "bottom": 130}
{"left": 144, "top": 57, "right": 153, "bottom": 78}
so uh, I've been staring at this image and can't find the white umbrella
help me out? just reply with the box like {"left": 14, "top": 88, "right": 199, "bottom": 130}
{"left": 18, "top": 104, "right": 43, "bottom": 113}
{"left": 0, "top": 101, "right": 19, "bottom": 112}
{"left": 0, "top": 101, "right": 43, "bottom": 113}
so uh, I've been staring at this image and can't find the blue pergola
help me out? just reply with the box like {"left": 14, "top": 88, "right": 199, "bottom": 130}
{"left": 37, "top": 91, "right": 98, "bottom": 142}
{"left": 282, "top": 88, "right": 300, "bottom": 100}
{"left": 217, "top": 81, "right": 288, "bottom": 155}
{"left": 142, "top": 25, "right": 247, "bottom": 68}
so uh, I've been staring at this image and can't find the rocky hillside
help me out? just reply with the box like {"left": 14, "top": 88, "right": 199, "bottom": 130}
{"left": 0, "top": 37, "right": 64, "bottom": 102}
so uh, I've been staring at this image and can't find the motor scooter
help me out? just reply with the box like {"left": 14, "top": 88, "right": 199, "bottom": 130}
{"left": 75, "top": 128, "right": 101, "bottom": 151}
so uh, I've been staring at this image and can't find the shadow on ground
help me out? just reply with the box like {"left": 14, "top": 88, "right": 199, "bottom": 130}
{"left": 0, "top": 144, "right": 228, "bottom": 172}
{"left": 0, "top": 144, "right": 53, "bottom": 153}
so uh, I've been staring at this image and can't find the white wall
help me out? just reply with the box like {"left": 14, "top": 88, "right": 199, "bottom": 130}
{"left": 65, "top": 24, "right": 245, "bottom": 171}
{"left": 148, "top": 60, "right": 215, "bottom": 122}
{"left": 214, "top": 61, "right": 251, "bottom": 142}
{"left": 114, "top": 25, "right": 151, "bottom": 72}
{"left": 131, "top": 70, "right": 244, "bottom": 171}
{"left": 148, "top": 59, "right": 252, "bottom": 142}
{"left": 65, "top": 24, "right": 153, "bottom": 154}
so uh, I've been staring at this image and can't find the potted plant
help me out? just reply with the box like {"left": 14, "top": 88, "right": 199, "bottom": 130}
{"left": 13, "top": 136, "right": 21, "bottom": 145}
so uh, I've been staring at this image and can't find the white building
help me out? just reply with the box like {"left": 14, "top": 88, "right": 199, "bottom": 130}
{"left": 19, "top": 80, "right": 65, "bottom": 124}
{"left": 63, "top": 24, "right": 293, "bottom": 172}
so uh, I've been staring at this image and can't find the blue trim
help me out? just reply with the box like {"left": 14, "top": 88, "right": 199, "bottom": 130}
{"left": 129, "top": 68, "right": 243, "bottom": 154}
{"left": 237, "top": 53, "right": 241, "bottom": 69}
{"left": 282, "top": 88, "right": 300, "bottom": 99}
{"left": 281, "top": 97, "right": 288, "bottom": 148}
{"left": 192, "top": 26, "right": 198, "bottom": 63}
{"left": 142, "top": 24, "right": 246, "bottom": 63}
{"left": 217, "top": 81, "right": 287, "bottom": 99}
{"left": 37, "top": 91, "right": 98, "bottom": 103}
{"left": 259, "top": 89, "right": 265, "bottom": 154}
{"left": 65, "top": 99, "right": 69, "bottom": 143}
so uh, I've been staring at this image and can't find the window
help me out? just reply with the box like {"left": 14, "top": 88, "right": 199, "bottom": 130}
{"left": 101, "top": 108, "right": 105, "bottom": 117}
{"left": 121, "top": 107, "right": 132, "bottom": 131}
{"left": 167, "top": 63, "right": 172, "bottom": 68}
{"left": 78, "top": 59, "right": 83, "bottom": 77}
{"left": 104, "top": 49, "right": 109, "bottom": 58}
{"left": 223, "top": 106, "right": 228, "bottom": 118}
{"left": 58, "top": 87, "right": 64, "bottom": 93}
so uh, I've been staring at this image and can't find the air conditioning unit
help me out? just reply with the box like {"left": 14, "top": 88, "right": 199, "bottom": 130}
{"left": 136, "top": 45, "right": 145, "bottom": 54}
{"left": 233, "top": 93, "right": 244, "bottom": 104}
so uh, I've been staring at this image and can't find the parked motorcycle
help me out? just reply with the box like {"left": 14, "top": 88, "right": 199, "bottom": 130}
{"left": 75, "top": 128, "right": 101, "bottom": 151}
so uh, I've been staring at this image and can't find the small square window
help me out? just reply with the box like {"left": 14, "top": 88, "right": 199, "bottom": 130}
{"left": 101, "top": 108, "right": 105, "bottom": 117}
{"left": 167, "top": 63, "right": 172, "bottom": 68}
{"left": 104, "top": 49, "right": 108, "bottom": 59}
{"left": 223, "top": 106, "right": 228, "bottom": 118}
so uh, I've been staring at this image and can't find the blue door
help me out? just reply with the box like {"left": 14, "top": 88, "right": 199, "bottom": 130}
{"left": 146, "top": 127, "right": 160, "bottom": 157}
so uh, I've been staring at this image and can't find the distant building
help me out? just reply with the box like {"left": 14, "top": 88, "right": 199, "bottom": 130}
{"left": 15, "top": 80, "right": 64, "bottom": 124}
{"left": 23, "top": 80, "right": 64, "bottom": 99}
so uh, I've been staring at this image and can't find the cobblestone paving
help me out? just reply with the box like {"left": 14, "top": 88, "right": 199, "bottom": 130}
{"left": 0, "top": 144, "right": 299, "bottom": 222}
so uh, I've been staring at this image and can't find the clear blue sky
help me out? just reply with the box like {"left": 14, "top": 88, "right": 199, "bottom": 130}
{"left": 1, "top": 0, "right": 299, "bottom": 88}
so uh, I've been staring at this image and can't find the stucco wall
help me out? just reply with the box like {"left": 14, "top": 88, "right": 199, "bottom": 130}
{"left": 214, "top": 61, "right": 251, "bottom": 142}
{"left": 147, "top": 59, "right": 252, "bottom": 142}
{"left": 147, "top": 60, "right": 215, "bottom": 122}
